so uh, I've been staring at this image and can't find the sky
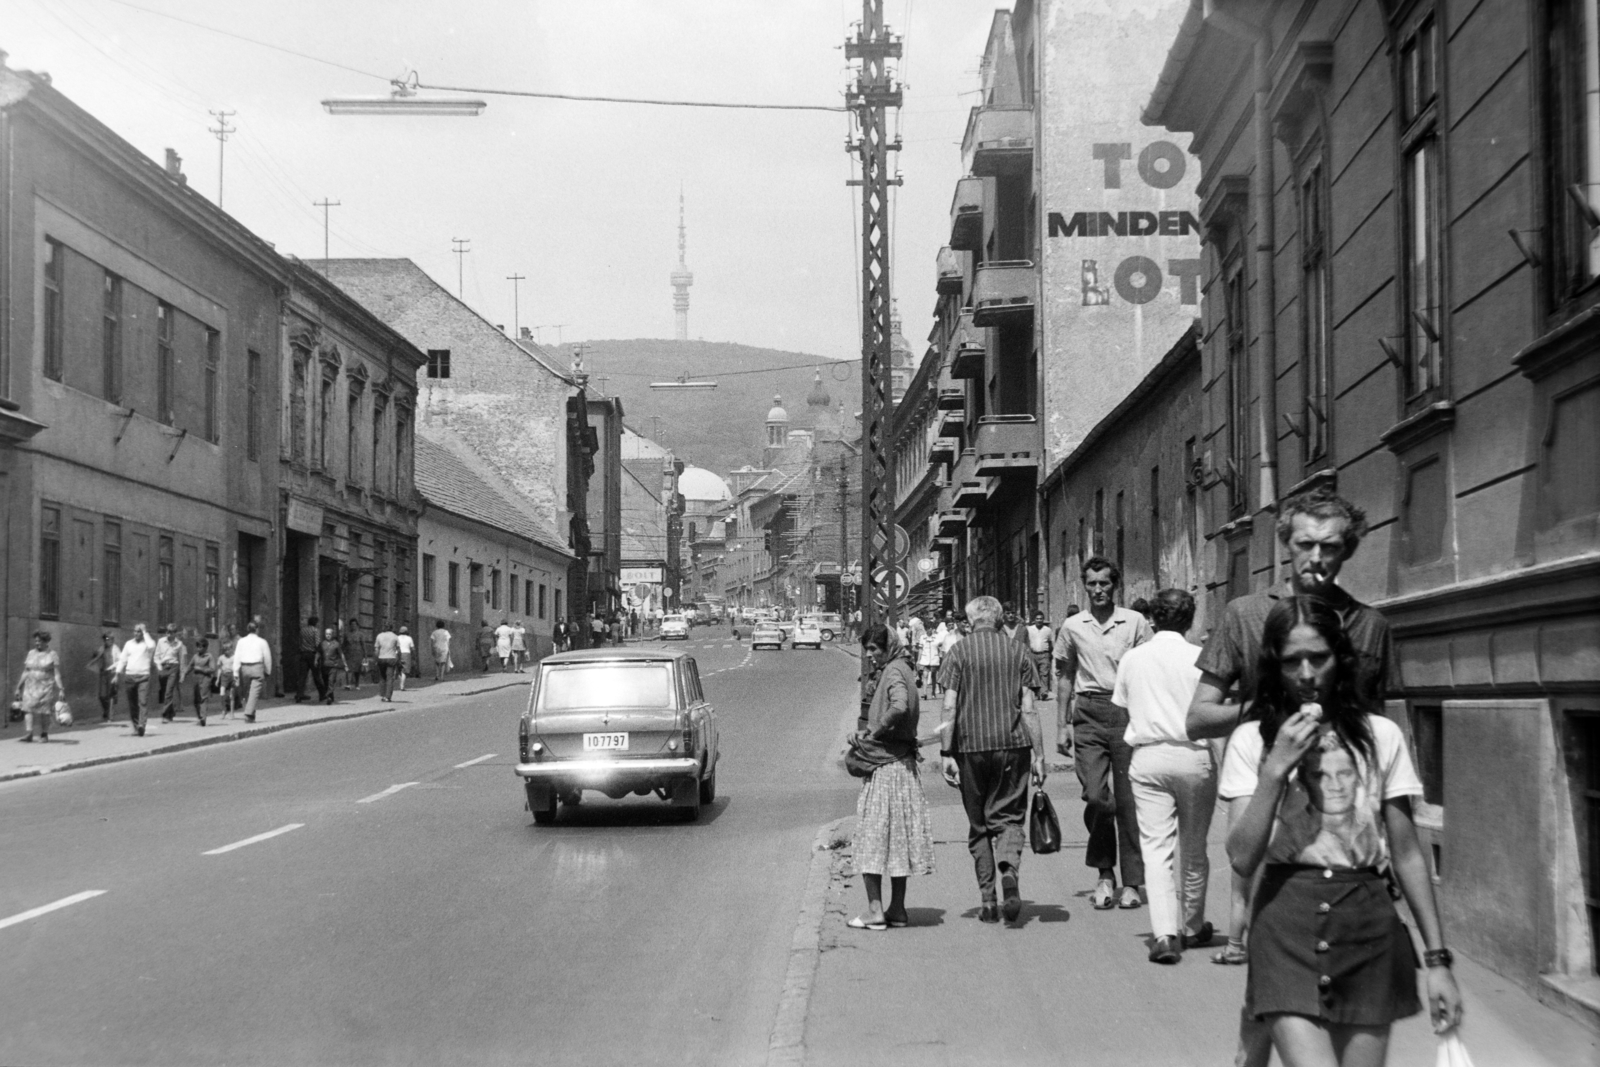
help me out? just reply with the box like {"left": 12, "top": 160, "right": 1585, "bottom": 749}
{"left": 2, "top": 0, "right": 995, "bottom": 363}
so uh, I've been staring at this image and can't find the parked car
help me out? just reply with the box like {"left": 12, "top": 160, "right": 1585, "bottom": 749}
{"left": 791, "top": 621, "right": 824, "bottom": 649}
{"left": 515, "top": 648, "right": 720, "bottom": 823}
{"left": 800, "top": 612, "right": 844, "bottom": 642}
{"left": 660, "top": 613, "right": 689, "bottom": 640}
{"left": 750, "top": 622, "right": 785, "bottom": 650}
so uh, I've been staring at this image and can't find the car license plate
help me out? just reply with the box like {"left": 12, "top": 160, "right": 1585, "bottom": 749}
{"left": 583, "top": 732, "right": 629, "bottom": 751}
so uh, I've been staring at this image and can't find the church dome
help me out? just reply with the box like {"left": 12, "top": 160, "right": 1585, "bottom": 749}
{"left": 806, "top": 370, "right": 831, "bottom": 409}
{"left": 678, "top": 466, "right": 731, "bottom": 502}
{"left": 890, "top": 313, "right": 914, "bottom": 367}
{"left": 766, "top": 394, "right": 789, "bottom": 423}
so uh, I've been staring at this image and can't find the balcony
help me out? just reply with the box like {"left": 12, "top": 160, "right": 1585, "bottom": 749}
{"left": 935, "top": 245, "right": 963, "bottom": 295}
{"left": 952, "top": 449, "right": 992, "bottom": 506}
{"left": 974, "top": 415, "right": 1042, "bottom": 477}
{"left": 949, "top": 176, "right": 984, "bottom": 251}
{"left": 962, "top": 104, "right": 1034, "bottom": 177}
{"left": 936, "top": 406, "right": 964, "bottom": 437}
{"left": 971, "top": 260, "right": 1036, "bottom": 327}
{"left": 937, "top": 384, "right": 965, "bottom": 411}
{"left": 935, "top": 508, "right": 971, "bottom": 536}
{"left": 947, "top": 309, "right": 985, "bottom": 379}
{"left": 928, "top": 435, "right": 958, "bottom": 465}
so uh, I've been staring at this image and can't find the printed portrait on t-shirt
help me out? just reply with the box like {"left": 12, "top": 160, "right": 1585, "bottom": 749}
{"left": 1270, "top": 734, "right": 1385, "bottom": 869}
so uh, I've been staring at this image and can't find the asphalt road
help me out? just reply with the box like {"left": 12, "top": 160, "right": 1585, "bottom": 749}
{"left": 0, "top": 633, "right": 864, "bottom": 1067}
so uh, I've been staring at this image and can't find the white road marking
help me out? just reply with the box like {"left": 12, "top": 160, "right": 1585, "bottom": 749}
{"left": 454, "top": 754, "right": 497, "bottom": 769}
{"left": 202, "top": 823, "right": 305, "bottom": 855}
{"left": 0, "top": 890, "right": 107, "bottom": 932}
{"left": 357, "top": 783, "right": 419, "bottom": 804}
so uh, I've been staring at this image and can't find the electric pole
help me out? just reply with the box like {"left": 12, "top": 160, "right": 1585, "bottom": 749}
{"left": 208, "top": 109, "right": 236, "bottom": 208}
{"left": 313, "top": 198, "right": 340, "bottom": 272}
{"left": 506, "top": 272, "right": 526, "bottom": 336}
{"left": 846, "top": 0, "right": 902, "bottom": 628}
{"left": 451, "top": 238, "right": 471, "bottom": 298}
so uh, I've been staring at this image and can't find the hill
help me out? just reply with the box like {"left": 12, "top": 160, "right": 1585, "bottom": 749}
{"left": 575, "top": 339, "right": 859, "bottom": 477}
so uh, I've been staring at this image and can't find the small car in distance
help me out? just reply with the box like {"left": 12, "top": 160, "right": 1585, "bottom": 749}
{"left": 516, "top": 648, "right": 720, "bottom": 823}
{"left": 801, "top": 612, "right": 844, "bottom": 642}
{"left": 660, "top": 613, "right": 689, "bottom": 640}
{"left": 791, "top": 621, "right": 824, "bottom": 649}
{"left": 751, "top": 622, "right": 785, "bottom": 650}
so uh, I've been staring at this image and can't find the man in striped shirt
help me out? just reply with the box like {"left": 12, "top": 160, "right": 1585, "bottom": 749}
{"left": 938, "top": 595, "right": 1045, "bottom": 924}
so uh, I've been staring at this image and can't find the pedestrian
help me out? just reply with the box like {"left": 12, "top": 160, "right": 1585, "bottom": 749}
{"left": 217, "top": 624, "right": 238, "bottom": 713}
{"left": 477, "top": 620, "right": 496, "bottom": 673}
{"left": 1000, "top": 603, "right": 1023, "bottom": 642}
{"left": 154, "top": 622, "right": 188, "bottom": 723}
{"left": 294, "top": 614, "right": 320, "bottom": 702}
{"left": 374, "top": 621, "right": 400, "bottom": 701}
{"left": 1022, "top": 611, "right": 1055, "bottom": 699}
{"left": 552, "top": 618, "right": 568, "bottom": 654}
{"left": 1053, "top": 556, "right": 1154, "bottom": 911}
{"left": 343, "top": 618, "right": 366, "bottom": 691}
{"left": 495, "top": 618, "right": 514, "bottom": 671}
{"left": 232, "top": 620, "right": 273, "bottom": 723}
{"left": 510, "top": 621, "right": 527, "bottom": 671}
{"left": 317, "top": 627, "right": 346, "bottom": 705}
{"left": 1183, "top": 492, "right": 1400, "bottom": 1067}
{"left": 396, "top": 625, "right": 415, "bottom": 691}
{"left": 430, "top": 620, "right": 452, "bottom": 681}
{"left": 917, "top": 615, "right": 943, "bottom": 697}
{"left": 13, "top": 630, "right": 65, "bottom": 743}
{"left": 589, "top": 614, "right": 605, "bottom": 648}
{"left": 1222, "top": 596, "right": 1461, "bottom": 1065}
{"left": 937, "top": 595, "right": 1045, "bottom": 924}
{"left": 185, "top": 638, "right": 216, "bottom": 726}
{"left": 115, "top": 622, "right": 157, "bottom": 735}
{"left": 847, "top": 623, "right": 936, "bottom": 931}
{"left": 610, "top": 613, "right": 624, "bottom": 646}
{"left": 1114, "top": 588, "right": 1212, "bottom": 964}
{"left": 87, "top": 631, "right": 120, "bottom": 722}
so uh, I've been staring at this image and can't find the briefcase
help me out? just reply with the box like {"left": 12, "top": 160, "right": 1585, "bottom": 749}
{"left": 1029, "top": 789, "right": 1062, "bottom": 854}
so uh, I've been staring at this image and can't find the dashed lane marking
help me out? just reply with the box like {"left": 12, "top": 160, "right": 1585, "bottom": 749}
{"left": 453, "top": 754, "right": 497, "bottom": 769}
{"left": 202, "top": 823, "right": 305, "bottom": 855}
{"left": 356, "top": 783, "right": 419, "bottom": 804}
{"left": 0, "top": 890, "right": 107, "bottom": 932}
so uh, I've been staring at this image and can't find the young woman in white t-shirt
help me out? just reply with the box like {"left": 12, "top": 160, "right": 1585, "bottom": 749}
{"left": 1220, "top": 596, "right": 1461, "bottom": 1067}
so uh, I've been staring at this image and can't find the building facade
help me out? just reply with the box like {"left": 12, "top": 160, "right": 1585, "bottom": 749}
{"left": 1145, "top": 0, "right": 1600, "bottom": 1023}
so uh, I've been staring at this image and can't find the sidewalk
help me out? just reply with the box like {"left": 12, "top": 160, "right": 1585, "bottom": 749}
{"left": 799, "top": 794, "right": 1598, "bottom": 1066}
{"left": 0, "top": 669, "right": 529, "bottom": 784}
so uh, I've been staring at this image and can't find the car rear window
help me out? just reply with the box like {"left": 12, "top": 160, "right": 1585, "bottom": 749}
{"left": 539, "top": 664, "right": 676, "bottom": 710}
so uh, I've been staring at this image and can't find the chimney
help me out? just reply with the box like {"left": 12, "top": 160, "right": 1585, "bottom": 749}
{"left": 164, "top": 149, "right": 187, "bottom": 185}
{"left": 519, "top": 327, "right": 532, "bottom": 340}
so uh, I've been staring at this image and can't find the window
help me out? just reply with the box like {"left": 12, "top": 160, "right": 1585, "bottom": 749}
{"left": 40, "top": 506, "right": 61, "bottom": 618}
{"left": 1093, "top": 489, "right": 1105, "bottom": 557}
{"left": 156, "top": 302, "right": 175, "bottom": 424}
{"left": 426, "top": 349, "right": 451, "bottom": 379}
{"left": 373, "top": 540, "right": 388, "bottom": 624}
{"left": 1149, "top": 465, "right": 1161, "bottom": 586}
{"left": 246, "top": 351, "right": 262, "bottom": 461}
{"left": 102, "top": 271, "right": 123, "bottom": 402}
{"left": 394, "top": 406, "right": 410, "bottom": 497}
{"left": 490, "top": 568, "right": 502, "bottom": 611}
{"left": 204, "top": 542, "right": 220, "bottom": 634}
{"left": 1300, "top": 160, "right": 1332, "bottom": 460}
{"left": 555, "top": 588, "right": 564, "bottom": 620}
{"left": 347, "top": 390, "right": 362, "bottom": 485}
{"left": 537, "top": 582, "right": 546, "bottom": 619}
{"left": 1114, "top": 490, "right": 1125, "bottom": 574}
{"left": 317, "top": 373, "right": 335, "bottom": 470}
{"left": 509, "top": 573, "right": 519, "bottom": 614}
{"left": 1571, "top": 712, "right": 1600, "bottom": 974}
{"left": 43, "top": 239, "right": 64, "bottom": 381}
{"left": 102, "top": 520, "right": 122, "bottom": 625}
{"left": 1399, "top": 12, "right": 1444, "bottom": 402}
{"left": 1410, "top": 703, "right": 1444, "bottom": 807}
{"left": 289, "top": 351, "right": 309, "bottom": 463}
{"left": 372, "top": 394, "right": 388, "bottom": 494}
{"left": 157, "top": 534, "right": 174, "bottom": 627}
{"left": 1223, "top": 255, "right": 1251, "bottom": 515}
{"left": 393, "top": 547, "right": 409, "bottom": 626}
{"left": 448, "top": 561, "right": 460, "bottom": 608}
{"left": 422, "top": 554, "right": 436, "bottom": 602}
{"left": 202, "top": 329, "right": 219, "bottom": 442}
{"left": 1076, "top": 516, "right": 1086, "bottom": 568}
{"left": 1545, "top": 0, "right": 1600, "bottom": 308}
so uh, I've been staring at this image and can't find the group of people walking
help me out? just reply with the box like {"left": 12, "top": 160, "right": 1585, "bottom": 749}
{"left": 845, "top": 489, "right": 1462, "bottom": 1067}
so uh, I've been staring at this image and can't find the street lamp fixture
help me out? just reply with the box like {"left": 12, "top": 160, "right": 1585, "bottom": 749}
{"left": 323, "top": 80, "right": 485, "bottom": 117}
{"left": 650, "top": 371, "right": 717, "bottom": 390}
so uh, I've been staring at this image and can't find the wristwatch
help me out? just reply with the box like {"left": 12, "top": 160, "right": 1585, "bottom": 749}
{"left": 939, "top": 749, "right": 955, "bottom": 758}
{"left": 1423, "top": 948, "right": 1453, "bottom": 969}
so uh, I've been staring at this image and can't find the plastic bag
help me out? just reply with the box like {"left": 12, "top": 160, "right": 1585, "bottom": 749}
{"left": 1434, "top": 1031, "right": 1475, "bottom": 1067}
{"left": 1029, "top": 789, "right": 1062, "bottom": 854}
{"left": 53, "top": 699, "right": 73, "bottom": 727}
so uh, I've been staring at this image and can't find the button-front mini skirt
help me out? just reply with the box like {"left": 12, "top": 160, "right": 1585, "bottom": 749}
{"left": 1246, "top": 865, "right": 1421, "bottom": 1026}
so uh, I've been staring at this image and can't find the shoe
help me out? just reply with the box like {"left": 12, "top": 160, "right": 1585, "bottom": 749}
{"left": 1091, "top": 879, "right": 1116, "bottom": 910}
{"left": 1211, "top": 944, "right": 1249, "bottom": 965}
{"left": 1117, "top": 886, "right": 1144, "bottom": 909}
{"left": 197, "top": 718, "right": 206, "bottom": 727}
{"left": 978, "top": 902, "right": 1001, "bottom": 924}
{"left": 1183, "top": 922, "right": 1214, "bottom": 949}
{"left": 243, "top": 715, "right": 256, "bottom": 723}
{"left": 135, "top": 726, "right": 145, "bottom": 736}
{"left": 884, "top": 912, "right": 909, "bottom": 929}
{"left": 1148, "top": 936, "right": 1182, "bottom": 964}
{"left": 846, "top": 915, "right": 887, "bottom": 931}
{"left": 1001, "top": 871, "right": 1022, "bottom": 922}
{"left": 161, "top": 714, "right": 175, "bottom": 723}
{"left": 17, "top": 736, "right": 32, "bottom": 743}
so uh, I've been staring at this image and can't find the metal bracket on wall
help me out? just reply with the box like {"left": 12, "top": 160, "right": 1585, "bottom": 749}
{"left": 111, "top": 405, "right": 136, "bottom": 447}
{"left": 164, "top": 426, "right": 188, "bottom": 463}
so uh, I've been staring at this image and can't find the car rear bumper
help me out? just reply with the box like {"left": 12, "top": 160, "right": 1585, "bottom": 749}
{"left": 514, "top": 756, "right": 700, "bottom": 783}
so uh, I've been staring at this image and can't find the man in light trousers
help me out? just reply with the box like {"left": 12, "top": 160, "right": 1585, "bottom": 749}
{"left": 1114, "top": 588, "right": 1214, "bottom": 964}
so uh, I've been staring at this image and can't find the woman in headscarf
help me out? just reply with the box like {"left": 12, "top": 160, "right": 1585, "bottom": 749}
{"left": 847, "top": 623, "right": 936, "bottom": 930}
{"left": 14, "top": 630, "right": 65, "bottom": 743}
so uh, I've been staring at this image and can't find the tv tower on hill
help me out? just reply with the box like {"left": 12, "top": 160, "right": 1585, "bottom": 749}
{"left": 670, "top": 189, "right": 694, "bottom": 340}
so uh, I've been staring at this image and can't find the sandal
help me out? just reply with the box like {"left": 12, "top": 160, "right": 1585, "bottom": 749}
{"left": 846, "top": 915, "right": 888, "bottom": 931}
{"left": 1211, "top": 945, "right": 1248, "bottom": 965}
{"left": 884, "top": 913, "right": 909, "bottom": 928}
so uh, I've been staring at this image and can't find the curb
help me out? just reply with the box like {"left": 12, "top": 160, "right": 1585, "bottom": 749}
{"left": 0, "top": 679, "right": 526, "bottom": 785}
{"left": 766, "top": 815, "right": 853, "bottom": 1067}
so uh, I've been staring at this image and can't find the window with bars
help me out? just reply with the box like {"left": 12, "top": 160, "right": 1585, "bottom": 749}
{"left": 40, "top": 506, "right": 62, "bottom": 618}
{"left": 43, "top": 240, "right": 64, "bottom": 381}
{"left": 102, "top": 520, "right": 122, "bottom": 625}
{"left": 204, "top": 329, "right": 220, "bottom": 442}
{"left": 1399, "top": 11, "right": 1445, "bottom": 403}
{"left": 204, "top": 542, "right": 220, "bottom": 634}
{"left": 246, "top": 351, "right": 262, "bottom": 461}
{"left": 103, "top": 272, "right": 123, "bottom": 403}
{"left": 490, "top": 569, "right": 502, "bottom": 611}
{"left": 1300, "top": 160, "right": 1332, "bottom": 461}
{"left": 422, "top": 554, "right": 436, "bottom": 603}
{"left": 448, "top": 562, "right": 460, "bottom": 609}
{"left": 537, "top": 582, "right": 546, "bottom": 619}
{"left": 156, "top": 303, "right": 175, "bottom": 425}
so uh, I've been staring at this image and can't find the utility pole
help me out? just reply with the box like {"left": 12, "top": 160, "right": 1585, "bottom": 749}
{"left": 506, "top": 273, "right": 526, "bottom": 336}
{"left": 314, "top": 198, "right": 340, "bottom": 272}
{"left": 451, "top": 238, "right": 471, "bottom": 298}
{"left": 846, "top": 0, "right": 902, "bottom": 629}
{"left": 839, "top": 454, "right": 850, "bottom": 612}
{"left": 208, "top": 109, "right": 236, "bottom": 208}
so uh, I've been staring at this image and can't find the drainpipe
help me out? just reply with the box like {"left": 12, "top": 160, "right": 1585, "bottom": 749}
{"left": 1205, "top": 2, "right": 1279, "bottom": 582}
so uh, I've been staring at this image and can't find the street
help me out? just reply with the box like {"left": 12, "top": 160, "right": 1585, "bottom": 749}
{"left": 0, "top": 634, "right": 862, "bottom": 1067}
